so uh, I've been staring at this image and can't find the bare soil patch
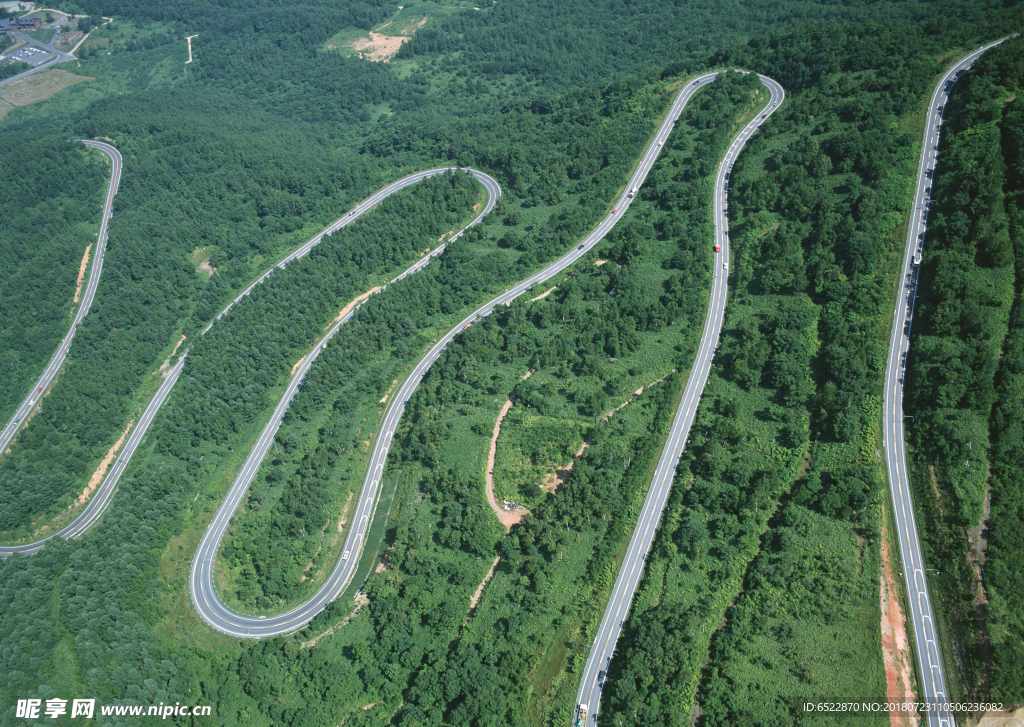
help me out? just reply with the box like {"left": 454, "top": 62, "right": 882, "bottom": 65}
{"left": 185, "top": 34, "right": 197, "bottom": 64}
{"left": 880, "top": 516, "right": 919, "bottom": 727}
{"left": 350, "top": 31, "right": 409, "bottom": 62}
{"left": 330, "top": 286, "right": 381, "bottom": 327}
{"left": 190, "top": 246, "right": 217, "bottom": 277}
{"left": 485, "top": 369, "right": 533, "bottom": 531}
{"left": 301, "top": 591, "right": 369, "bottom": 649}
{"left": 157, "top": 334, "right": 187, "bottom": 376}
{"left": 77, "top": 418, "right": 134, "bottom": 506}
{"left": 0, "top": 69, "right": 91, "bottom": 110}
{"left": 72, "top": 243, "right": 91, "bottom": 304}
{"left": 337, "top": 491, "right": 354, "bottom": 531}
{"left": 594, "top": 259, "right": 608, "bottom": 266}
{"left": 529, "top": 286, "right": 557, "bottom": 302}
{"left": 541, "top": 440, "right": 589, "bottom": 494}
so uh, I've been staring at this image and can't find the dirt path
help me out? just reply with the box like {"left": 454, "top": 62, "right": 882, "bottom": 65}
{"left": 602, "top": 371, "right": 672, "bottom": 422}
{"left": 485, "top": 370, "right": 533, "bottom": 531}
{"left": 291, "top": 287, "right": 380, "bottom": 377}
{"left": 529, "top": 285, "right": 557, "bottom": 302}
{"left": 69, "top": 16, "right": 111, "bottom": 55}
{"left": 330, "top": 286, "right": 381, "bottom": 327}
{"left": 880, "top": 516, "right": 919, "bottom": 727}
{"left": 968, "top": 479, "right": 992, "bottom": 561}
{"left": 463, "top": 555, "right": 501, "bottom": 625}
{"left": 185, "top": 34, "right": 198, "bottom": 64}
{"left": 541, "top": 440, "right": 589, "bottom": 494}
{"left": 72, "top": 243, "right": 91, "bottom": 304}
{"left": 301, "top": 592, "right": 368, "bottom": 649}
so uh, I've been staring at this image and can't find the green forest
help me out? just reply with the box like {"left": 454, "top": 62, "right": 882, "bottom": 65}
{"left": 1, "top": 0, "right": 1023, "bottom": 724}
{"left": 904, "top": 37, "right": 1024, "bottom": 705}
{"left": 0, "top": 137, "right": 106, "bottom": 426}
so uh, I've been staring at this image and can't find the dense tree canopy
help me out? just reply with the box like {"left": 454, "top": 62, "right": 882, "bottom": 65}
{"left": 1, "top": 0, "right": 1023, "bottom": 724}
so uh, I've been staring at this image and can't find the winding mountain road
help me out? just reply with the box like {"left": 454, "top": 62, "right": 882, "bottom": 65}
{"left": 1, "top": 50, "right": 977, "bottom": 726}
{"left": 882, "top": 39, "right": 1005, "bottom": 727}
{"left": 574, "top": 73, "right": 785, "bottom": 726}
{"left": 0, "top": 141, "right": 120, "bottom": 466}
{"left": 190, "top": 71, "right": 781, "bottom": 638}
{"left": 1, "top": 167, "right": 499, "bottom": 556}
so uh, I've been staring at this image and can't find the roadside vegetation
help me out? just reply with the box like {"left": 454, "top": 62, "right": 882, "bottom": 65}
{"left": 602, "top": 18, "right": 1022, "bottom": 725}
{"left": 0, "top": 136, "right": 106, "bottom": 429}
{"left": 904, "top": 36, "right": 1024, "bottom": 706}
{"left": 1, "top": 0, "right": 1024, "bottom": 724}
{"left": 212, "top": 170, "right": 487, "bottom": 612}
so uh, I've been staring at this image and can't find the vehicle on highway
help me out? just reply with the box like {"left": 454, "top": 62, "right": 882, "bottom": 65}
{"left": 714, "top": 244, "right": 720, "bottom": 252}
{"left": 723, "top": 262, "right": 728, "bottom": 270}
{"left": 37, "top": 387, "right": 42, "bottom": 393}
{"left": 343, "top": 550, "right": 350, "bottom": 560}
{"left": 463, "top": 324, "right": 470, "bottom": 329}
{"left": 611, "top": 209, "right": 617, "bottom": 214}
{"left": 578, "top": 244, "right": 585, "bottom": 249}
{"left": 576, "top": 704, "right": 588, "bottom": 727}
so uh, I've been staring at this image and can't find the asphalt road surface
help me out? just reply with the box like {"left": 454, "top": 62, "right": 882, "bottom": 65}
{"left": 1, "top": 167, "right": 498, "bottom": 556}
{"left": 573, "top": 73, "right": 785, "bottom": 727}
{"left": 191, "top": 170, "right": 501, "bottom": 636}
{"left": 189, "top": 71, "right": 780, "bottom": 639}
{"left": 0, "top": 30, "right": 77, "bottom": 88}
{"left": 0, "top": 141, "right": 120, "bottom": 464}
{"left": 882, "top": 39, "right": 1005, "bottom": 727}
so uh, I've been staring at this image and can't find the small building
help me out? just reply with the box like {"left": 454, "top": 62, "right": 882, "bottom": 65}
{"left": 0, "top": 16, "right": 41, "bottom": 33}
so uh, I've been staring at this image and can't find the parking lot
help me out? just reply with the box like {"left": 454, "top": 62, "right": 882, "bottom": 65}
{"left": 8, "top": 46, "right": 54, "bottom": 66}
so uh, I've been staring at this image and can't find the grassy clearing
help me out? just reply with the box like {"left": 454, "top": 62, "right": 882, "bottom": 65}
{"left": 0, "top": 68, "right": 91, "bottom": 112}
{"left": 322, "top": 1, "right": 470, "bottom": 60}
